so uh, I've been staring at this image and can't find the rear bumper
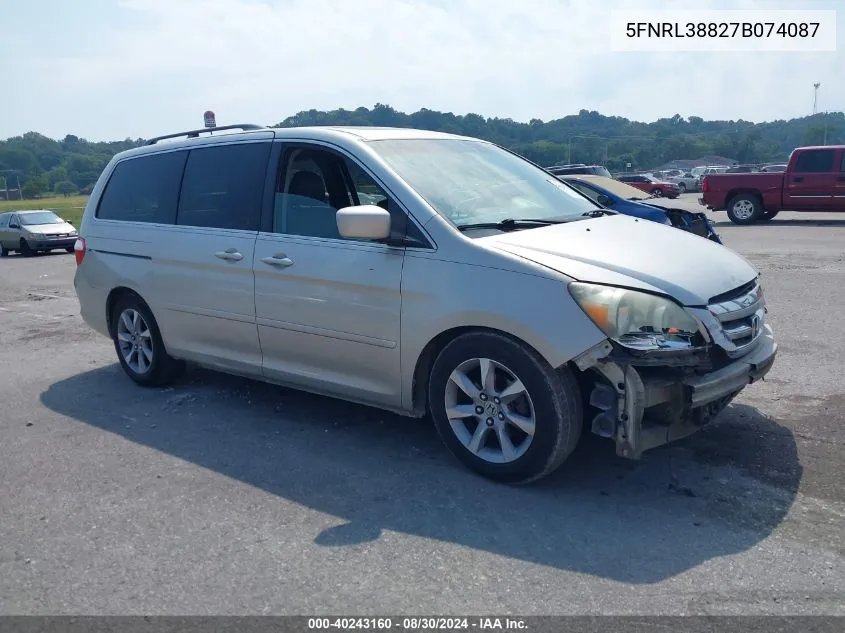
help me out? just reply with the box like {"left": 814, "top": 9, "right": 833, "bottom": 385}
{"left": 573, "top": 326, "right": 777, "bottom": 459}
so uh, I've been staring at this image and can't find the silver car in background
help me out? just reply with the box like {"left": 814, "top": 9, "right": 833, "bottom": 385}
{"left": 72, "top": 125, "right": 777, "bottom": 483}
{"left": 0, "top": 210, "right": 78, "bottom": 257}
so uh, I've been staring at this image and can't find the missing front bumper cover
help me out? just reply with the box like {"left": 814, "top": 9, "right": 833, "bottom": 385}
{"left": 573, "top": 326, "right": 777, "bottom": 459}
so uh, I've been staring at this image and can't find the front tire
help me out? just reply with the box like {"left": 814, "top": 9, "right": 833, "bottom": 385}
{"left": 760, "top": 210, "right": 779, "bottom": 221}
{"left": 651, "top": 188, "right": 663, "bottom": 197}
{"left": 428, "top": 331, "right": 582, "bottom": 484}
{"left": 111, "top": 294, "right": 183, "bottom": 387}
{"left": 65, "top": 247, "right": 74, "bottom": 253}
{"left": 678, "top": 183, "right": 687, "bottom": 193}
{"left": 726, "top": 194, "right": 763, "bottom": 225}
{"left": 19, "top": 239, "right": 34, "bottom": 257}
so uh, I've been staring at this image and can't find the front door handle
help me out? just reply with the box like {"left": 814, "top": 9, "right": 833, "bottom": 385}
{"left": 261, "top": 254, "right": 294, "bottom": 268}
{"left": 215, "top": 248, "right": 243, "bottom": 261}
{"left": 792, "top": 177, "right": 804, "bottom": 183}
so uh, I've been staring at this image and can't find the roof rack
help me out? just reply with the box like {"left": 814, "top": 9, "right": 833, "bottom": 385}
{"left": 145, "top": 124, "right": 266, "bottom": 146}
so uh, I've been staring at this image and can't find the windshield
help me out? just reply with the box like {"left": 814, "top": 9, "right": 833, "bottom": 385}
{"left": 19, "top": 211, "right": 62, "bottom": 225}
{"left": 565, "top": 175, "right": 652, "bottom": 200}
{"left": 368, "top": 139, "right": 597, "bottom": 227}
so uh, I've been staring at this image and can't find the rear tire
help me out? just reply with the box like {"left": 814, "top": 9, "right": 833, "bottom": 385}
{"left": 651, "top": 188, "right": 663, "bottom": 197}
{"left": 726, "top": 194, "right": 762, "bottom": 225}
{"left": 111, "top": 294, "right": 184, "bottom": 387}
{"left": 760, "top": 210, "right": 779, "bottom": 221}
{"left": 0, "top": 245, "right": 8, "bottom": 257}
{"left": 678, "top": 183, "right": 687, "bottom": 193}
{"left": 19, "top": 239, "right": 34, "bottom": 257}
{"left": 427, "top": 331, "right": 582, "bottom": 484}
{"left": 65, "top": 247, "right": 74, "bottom": 253}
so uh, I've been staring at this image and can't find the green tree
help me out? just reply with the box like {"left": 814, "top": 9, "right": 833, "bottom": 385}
{"left": 46, "top": 166, "right": 69, "bottom": 188}
{"left": 22, "top": 175, "right": 49, "bottom": 199}
{"left": 54, "top": 180, "right": 79, "bottom": 197}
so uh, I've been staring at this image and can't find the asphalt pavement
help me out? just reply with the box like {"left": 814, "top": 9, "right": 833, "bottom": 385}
{"left": 1, "top": 200, "right": 843, "bottom": 615}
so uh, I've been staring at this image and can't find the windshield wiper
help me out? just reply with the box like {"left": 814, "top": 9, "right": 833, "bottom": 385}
{"left": 581, "top": 209, "right": 614, "bottom": 218}
{"left": 455, "top": 218, "right": 570, "bottom": 232}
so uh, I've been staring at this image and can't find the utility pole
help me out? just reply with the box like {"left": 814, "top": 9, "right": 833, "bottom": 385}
{"left": 813, "top": 82, "right": 820, "bottom": 115}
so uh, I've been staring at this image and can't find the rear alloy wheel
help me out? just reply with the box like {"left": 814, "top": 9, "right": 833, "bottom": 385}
{"left": 19, "top": 239, "right": 34, "bottom": 257}
{"left": 428, "top": 331, "right": 582, "bottom": 484}
{"left": 111, "top": 295, "right": 183, "bottom": 387}
{"left": 651, "top": 188, "right": 663, "bottom": 197}
{"left": 726, "top": 194, "right": 762, "bottom": 225}
{"left": 760, "top": 210, "right": 779, "bottom": 221}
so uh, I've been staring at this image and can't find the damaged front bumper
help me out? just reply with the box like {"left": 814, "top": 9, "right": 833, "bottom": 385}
{"left": 572, "top": 325, "right": 777, "bottom": 459}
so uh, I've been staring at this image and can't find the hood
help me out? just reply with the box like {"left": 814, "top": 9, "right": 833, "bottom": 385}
{"left": 479, "top": 215, "right": 756, "bottom": 306}
{"left": 23, "top": 222, "right": 74, "bottom": 236}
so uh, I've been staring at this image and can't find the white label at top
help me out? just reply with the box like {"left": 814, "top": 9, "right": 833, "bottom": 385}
{"left": 610, "top": 10, "right": 837, "bottom": 52}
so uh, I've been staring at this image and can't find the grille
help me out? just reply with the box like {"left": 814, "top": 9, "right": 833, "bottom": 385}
{"left": 706, "top": 280, "right": 765, "bottom": 357}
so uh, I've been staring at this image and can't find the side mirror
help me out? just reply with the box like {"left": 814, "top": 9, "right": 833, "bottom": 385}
{"left": 597, "top": 194, "right": 613, "bottom": 207}
{"left": 336, "top": 205, "right": 391, "bottom": 241}
{"left": 9, "top": 223, "right": 20, "bottom": 229}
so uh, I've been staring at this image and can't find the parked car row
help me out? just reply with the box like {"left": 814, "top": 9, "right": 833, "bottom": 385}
{"left": 68, "top": 124, "right": 776, "bottom": 484}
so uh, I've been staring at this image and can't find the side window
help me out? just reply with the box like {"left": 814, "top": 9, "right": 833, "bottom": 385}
{"left": 273, "top": 147, "right": 389, "bottom": 240}
{"left": 793, "top": 149, "right": 835, "bottom": 173}
{"left": 177, "top": 142, "right": 270, "bottom": 231}
{"left": 0, "top": 215, "right": 8, "bottom": 229}
{"left": 840, "top": 153, "right": 845, "bottom": 172}
{"left": 9, "top": 215, "right": 19, "bottom": 227}
{"left": 97, "top": 151, "right": 187, "bottom": 223}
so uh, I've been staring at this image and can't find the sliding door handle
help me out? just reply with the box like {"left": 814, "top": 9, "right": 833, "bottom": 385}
{"left": 214, "top": 248, "right": 243, "bottom": 261}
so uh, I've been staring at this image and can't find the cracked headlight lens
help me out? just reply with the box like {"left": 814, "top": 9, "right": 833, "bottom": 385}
{"left": 569, "top": 282, "right": 703, "bottom": 351}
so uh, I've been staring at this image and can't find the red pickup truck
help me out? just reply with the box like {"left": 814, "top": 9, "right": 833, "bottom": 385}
{"left": 699, "top": 145, "right": 845, "bottom": 224}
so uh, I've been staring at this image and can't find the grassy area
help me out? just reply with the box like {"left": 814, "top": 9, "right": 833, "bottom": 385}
{"left": 0, "top": 196, "right": 89, "bottom": 227}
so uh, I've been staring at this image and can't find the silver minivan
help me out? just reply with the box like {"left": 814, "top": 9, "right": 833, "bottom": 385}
{"left": 0, "top": 210, "right": 78, "bottom": 256}
{"left": 73, "top": 124, "right": 777, "bottom": 483}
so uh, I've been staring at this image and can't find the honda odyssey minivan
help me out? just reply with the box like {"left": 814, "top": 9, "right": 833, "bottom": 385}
{"left": 73, "top": 124, "right": 777, "bottom": 483}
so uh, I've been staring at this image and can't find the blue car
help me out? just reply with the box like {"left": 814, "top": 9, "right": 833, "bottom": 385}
{"left": 560, "top": 174, "right": 722, "bottom": 244}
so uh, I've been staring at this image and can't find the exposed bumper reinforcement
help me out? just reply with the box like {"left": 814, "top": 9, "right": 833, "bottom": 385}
{"left": 573, "top": 326, "right": 777, "bottom": 460}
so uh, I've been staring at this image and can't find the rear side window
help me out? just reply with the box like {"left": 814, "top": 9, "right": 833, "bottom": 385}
{"left": 97, "top": 151, "right": 187, "bottom": 223}
{"left": 176, "top": 143, "right": 270, "bottom": 231}
{"left": 0, "top": 215, "right": 8, "bottom": 228}
{"left": 793, "top": 149, "right": 835, "bottom": 173}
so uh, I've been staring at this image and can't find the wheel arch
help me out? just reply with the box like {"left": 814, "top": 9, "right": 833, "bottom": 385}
{"left": 410, "top": 325, "right": 564, "bottom": 417}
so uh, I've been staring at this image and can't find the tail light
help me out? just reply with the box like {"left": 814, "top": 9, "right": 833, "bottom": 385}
{"left": 74, "top": 237, "right": 86, "bottom": 266}
{"left": 702, "top": 176, "right": 710, "bottom": 193}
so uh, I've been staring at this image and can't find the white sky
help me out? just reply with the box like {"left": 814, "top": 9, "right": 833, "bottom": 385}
{"left": 1, "top": 0, "right": 842, "bottom": 141}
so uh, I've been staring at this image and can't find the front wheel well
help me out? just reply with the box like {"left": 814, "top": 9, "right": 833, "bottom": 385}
{"left": 410, "top": 326, "right": 557, "bottom": 417}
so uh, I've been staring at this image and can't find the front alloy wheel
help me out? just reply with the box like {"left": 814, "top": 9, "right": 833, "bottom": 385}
{"left": 444, "top": 357, "right": 536, "bottom": 464}
{"left": 428, "top": 331, "right": 582, "bottom": 483}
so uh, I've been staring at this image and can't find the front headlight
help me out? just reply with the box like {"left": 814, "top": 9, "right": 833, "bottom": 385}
{"left": 569, "top": 282, "right": 703, "bottom": 351}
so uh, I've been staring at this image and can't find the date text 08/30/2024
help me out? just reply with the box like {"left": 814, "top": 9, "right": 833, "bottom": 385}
{"left": 307, "top": 618, "right": 528, "bottom": 631}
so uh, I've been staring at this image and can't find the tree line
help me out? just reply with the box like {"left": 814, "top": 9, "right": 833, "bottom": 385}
{"left": 1, "top": 105, "right": 843, "bottom": 199}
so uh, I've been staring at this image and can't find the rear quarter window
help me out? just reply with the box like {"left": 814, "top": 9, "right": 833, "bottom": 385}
{"left": 96, "top": 151, "right": 188, "bottom": 223}
{"left": 793, "top": 149, "right": 835, "bottom": 173}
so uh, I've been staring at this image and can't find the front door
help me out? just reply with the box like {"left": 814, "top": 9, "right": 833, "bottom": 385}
{"left": 253, "top": 143, "right": 405, "bottom": 408}
{"left": 783, "top": 148, "right": 840, "bottom": 211}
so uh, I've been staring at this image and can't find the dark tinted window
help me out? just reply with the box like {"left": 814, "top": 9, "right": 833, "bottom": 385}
{"left": 794, "top": 149, "right": 835, "bottom": 173}
{"left": 97, "top": 151, "right": 187, "bottom": 223}
{"left": 0, "top": 215, "right": 8, "bottom": 228}
{"left": 840, "top": 153, "right": 845, "bottom": 172}
{"left": 177, "top": 143, "right": 270, "bottom": 230}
